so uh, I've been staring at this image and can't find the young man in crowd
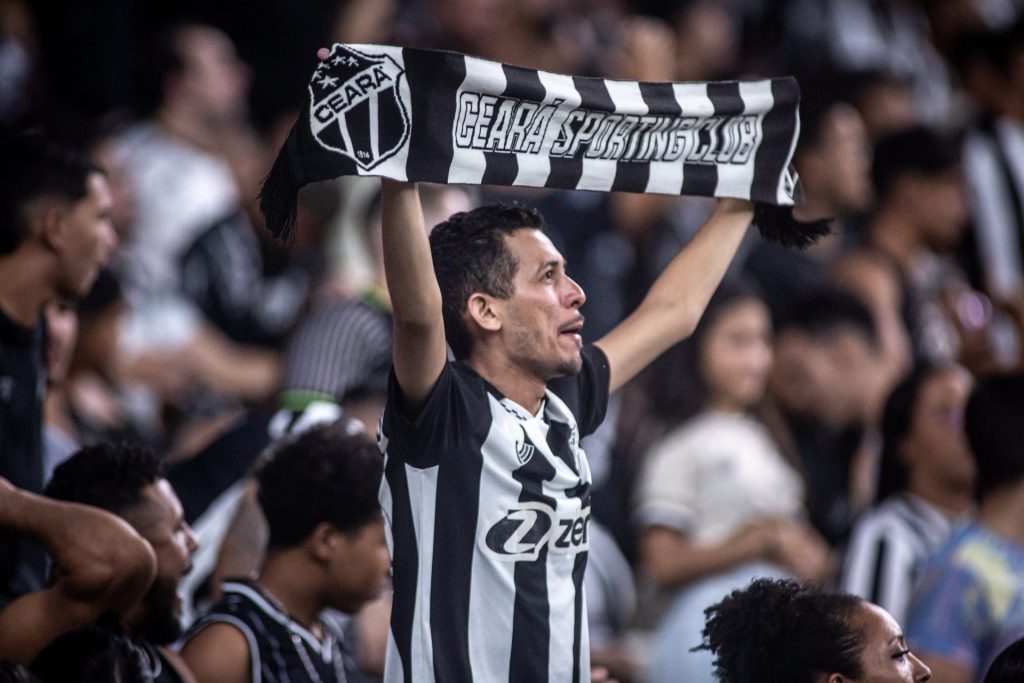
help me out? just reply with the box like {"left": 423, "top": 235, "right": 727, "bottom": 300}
{"left": 180, "top": 423, "right": 389, "bottom": 683}
{"left": 45, "top": 443, "right": 200, "bottom": 683}
{"left": 0, "top": 136, "right": 118, "bottom": 606}
{"left": 377, "top": 179, "right": 754, "bottom": 682}
{"left": 906, "top": 372, "right": 1024, "bottom": 683}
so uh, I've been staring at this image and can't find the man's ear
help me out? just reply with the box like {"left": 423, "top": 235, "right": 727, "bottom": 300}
{"left": 466, "top": 293, "right": 502, "bottom": 333}
{"left": 38, "top": 203, "right": 68, "bottom": 252}
{"left": 307, "top": 522, "right": 340, "bottom": 562}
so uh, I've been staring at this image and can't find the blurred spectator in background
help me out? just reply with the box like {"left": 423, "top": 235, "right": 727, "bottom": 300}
{"left": 824, "top": 0, "right": 954, "bottom": 125}
{"left": 768, "top": 289, "right": 885, "bottom": 543}
{"left": 954, "top": 21, "right": 1024, "bottom": 348}
{"left": 0, "top": 136, "right": 117, "bottom": 606}
{"left": 844, "top": 69, "right": 921, "bottom": 143}
{"left": 841, "top": 362, "right": 975, "bottom": 625}
{"left": 181, "top": 425, "right": 388, "bottom": 683}
{"left": 834, "top": 125, "right": 977, "bottom": 382}
{"left": 635, "top": 281, "right": 830, "bottom": 683}
{"left": 0, "top": 0, "right": 39, "bottom": 133}
{"left": 745, "top": 91, "right": 874, "bottom": 325}
{"left": 41, "top": 298, "right": 79, "bottom": 483}
{"left": 45, "top": 443, "right": 199, "bottom": 683}
{"left": 113, "top": 22, "right": 283, "bottom": 420}
{"left": 906, "top": 372, "right": 1024, "bottom": 683}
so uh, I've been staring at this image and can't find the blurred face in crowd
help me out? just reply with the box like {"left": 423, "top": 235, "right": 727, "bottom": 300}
{"left": 776, "top": 327, "right": 877, "bottom": 428}
{"left": 900, "top": 169, "right": 968, "bottom": 251}
{"left": 700, "top": 298, "right": 773, "bottom": 412}
{"left": 324, "top": 515, "right": 390, "bottom": 614}
{"left": 834, "top": 602, "right": 931, "bottom": 683}
{"left": 820, "top": 106, "right": 873, "bottom": 214}
{"left": 55, "top": 173, "right": 117, "bottom": 299}
{"left": 902, "top": 365, "right": 975, "bottom": 496}
{"left": 854, "top": 81, "right": 919, "bottom": 142}
{"left": 173, "top": 26, "right": 249, "bottom": 123}
{"left": 43, "top": 299, "right": 78, "bottom": 387}
{"left": 499, "top": 229, "right": 587, "bottom": 380}
{"left": 127, "top": 479, "right": 198, "bottom": 644}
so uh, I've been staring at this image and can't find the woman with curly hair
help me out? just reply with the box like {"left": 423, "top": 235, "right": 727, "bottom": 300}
{"left": 699, "top": 578, "right": 931, "bottom": 683}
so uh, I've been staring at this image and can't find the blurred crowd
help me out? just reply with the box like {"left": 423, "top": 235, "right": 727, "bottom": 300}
{"left": 3, "top": 0, "right": 1024, "bottom": 681}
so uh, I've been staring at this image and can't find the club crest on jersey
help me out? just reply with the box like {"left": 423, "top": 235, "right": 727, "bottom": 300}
{"left": 309, "top": 46, "right": 410, "bottom": 171}
{"left": 514, "top": 425, "right": 536, "bottom": 466}
{"left": 482, "top": 502, "right": 590, "bottom": 562}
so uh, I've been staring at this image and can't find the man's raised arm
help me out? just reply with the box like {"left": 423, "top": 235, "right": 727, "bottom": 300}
{"left": 381, "top": 179, "right": 447, "bottom": 413}
{"left": 595, "top": 198, "right": 754, "bottom": 393}
{"left": 0, "top": 478, "right": 156, "bottom": 663}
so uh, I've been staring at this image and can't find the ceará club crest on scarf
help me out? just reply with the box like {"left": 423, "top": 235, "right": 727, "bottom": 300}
{"left": 309, "top": 45, "right": 410, "bottom": 171}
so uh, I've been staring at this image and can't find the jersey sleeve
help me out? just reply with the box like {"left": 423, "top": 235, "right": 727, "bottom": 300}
{"left": 380, "top": 361, "right": 489, "bottom": 469}
{"left": 547, "top": 344, "right": 611, "bottom": 437}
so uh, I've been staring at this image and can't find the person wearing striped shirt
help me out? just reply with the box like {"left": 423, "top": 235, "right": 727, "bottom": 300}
{"left": 181, "top": 425, "right": 390, "bottom": 683}
{"left": 840, "top": 362, "right": 975, "bottom": 625}
{"left": 377, "top": 179, "right": 753, "bottom": 683}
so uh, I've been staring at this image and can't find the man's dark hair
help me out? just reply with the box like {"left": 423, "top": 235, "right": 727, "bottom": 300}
{"left": 779, "top": 288, "right": 878, "bottom": 349}
{"left": 135, "top": 22, "right": 193, "bottom": 116}
{"left": 44, "top": 443, "right": 163, "bottom": 515}
{"left": 0, "top": 136, "right": 103, "bottom": 256}
{"left": 697, "top": 578, "right": 866, "bottom": 683}
{"left": 871, "top": 125, "right": 962, "bottom": 198}
{"left": 429, "top": 203, "right": 545, "bottom": 359}
{"left": 30, "top": 622, "right": 151, "bottom": 683}
{"left": 949, "top": 18, "right": 1024, "bottom": 82}
{"left": 965, "top": 373, "right": 1024, "bottom": 499}
{"left": 257, "top": 423, "right": 383, "bottom": 548}
{"left": 985, "top": 635, "right": 1024, "bottom": 683}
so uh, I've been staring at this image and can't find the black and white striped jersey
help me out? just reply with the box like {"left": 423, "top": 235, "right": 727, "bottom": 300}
{"left": 963, "top": 117, "right": 1024, "bottom": 302}
{"left": 378, "top": 345, "right": 610, "bottom": 683}
{"left": 840, "top": 493, "right": 956, "bottom": 625}
{"left": 186, "top": 580, "right": 358, "bottom": 683}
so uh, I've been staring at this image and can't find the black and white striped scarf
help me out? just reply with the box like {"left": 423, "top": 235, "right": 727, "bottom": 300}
{"left": 262, "top": 44, "right": 824, "bottom": 246}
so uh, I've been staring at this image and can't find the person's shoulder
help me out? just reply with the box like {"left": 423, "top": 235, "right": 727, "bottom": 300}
{"left": 179, "top": 620, "right": 252, "bottom": 683}
{"left": 949, "top": 523, "right": 1024, "bottom": 578}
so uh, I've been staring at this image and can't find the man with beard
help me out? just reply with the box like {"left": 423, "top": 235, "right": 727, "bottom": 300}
{"left": 0, "top": 136, "right": 118, "bottom": 606}
{"left": 375, "top": 177, "right": 754, "bottom": 683}
{"left": 45, "top": 442, "right": 199, "bottom": 682}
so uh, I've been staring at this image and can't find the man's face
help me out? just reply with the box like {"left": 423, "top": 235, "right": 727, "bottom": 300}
{"left": 130, "top": 479, "right": 198, "bottom": 644}
{"left": 774, "top": 328, "right": 876, "bottom": 428}
{"left": 904, "top": 169, "right": 968, "bottom": 251}
{"left": 324, "top": 516, "right": 390, "bottom": 614}
{"left": 499, "top": 229, "right": 587, "bottom": 380}
{"left": 57, "top": 173, "right": 117, "bottom": 299}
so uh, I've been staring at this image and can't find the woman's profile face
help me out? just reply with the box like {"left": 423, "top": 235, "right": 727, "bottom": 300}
{"left": 846, "top": 603, "right": 931, "bottom": 682}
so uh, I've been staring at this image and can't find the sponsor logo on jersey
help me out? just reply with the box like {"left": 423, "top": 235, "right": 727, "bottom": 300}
{"left": 482, "top": 502, "right": 590, "bottom": 561}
